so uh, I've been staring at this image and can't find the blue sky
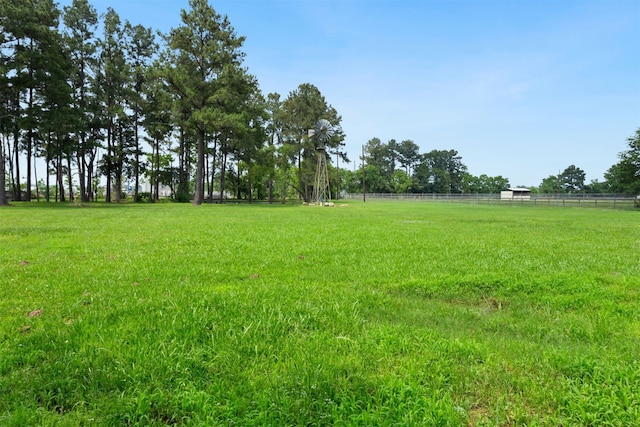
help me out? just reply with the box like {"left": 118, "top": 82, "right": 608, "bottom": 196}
{"left": 59, "top": 0, "right": 640, "bottom": 187}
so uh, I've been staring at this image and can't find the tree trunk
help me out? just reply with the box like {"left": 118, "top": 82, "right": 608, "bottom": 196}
{"left": 178, "top": 126, "right": 189, "bottom": 201}
{"left": 26, "top": 61, "right": 34, "bottom": 202}
{"left": 114, "top": 179, "right": 121, "bottom": 202}
{"left": 66, "top": 155, "right": 74, "bottom": 201}
{"left": 219, "top": 149, "right": 227, "bottom": 204}
{"left": 297, "top": 152, "right": 301, "bottom": 201}
{"left": 79, "top": 147, "right": 86, "bottom": 202}
{"left": 134, "top": 112, "right": 140, "bottom": 203}
{"left": 178, "top": 132, "right": 183, "bottom": 184}
{"left": 207, "top": 152, "right": 213, "bottom": 202}
{"left": 0, "top": 140, "right": 7, "bottom": 206}
{"left": 281, "top": 176, "right": 287, "bottom": 204}
{"left": 154, "top": 139, "right": 159, "bottom": 201}
{"left": 106, "top": 120, "right": 112, "bottom": 203}
{"left": 84, "top": 156, "right": 91, "bottom": 201}
{"left": 78, "top": 155, "right": 86, "bottom": 201}
{"left": 204, "top": 151, "right": 209, "bottom": 201}
{"left": 115, "top": 125, "right": 122, "bottom": 203}
{"left": 33, "top": 150, "right": 39, "bottom": 202}
{"left": 208, "top": 136, "right": 217, "bottom": 203}
{"left": 4, "top": 137, "right": 15, "bottom": 202}
{"left": 93, "top": 148, "right": 100, "bottom": 201}
{"left": 193, "top": 127, "right": 205, "bottom": 205}
{"left": 91, "top": 147, "right": 98, "bottom": 200}
{"left": 57, "top": 153, "right": 65, "bottom": 202}
{"left": 45, "top": 158, "right": 50, "bottom": 203}
{"left": 79, "top": 135, "right": 94, "bottom": 202}
{"left": 12, "top": 128, "right": 21, "bottom": 201}
{"left": 236, "top": 159, "right": 241, "bottom": 200}
{"left": 26, "top": 131, "right": 32, "bottom": 202}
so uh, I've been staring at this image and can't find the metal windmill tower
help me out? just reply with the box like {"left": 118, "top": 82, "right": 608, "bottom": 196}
{"left": 311, "top": 119, "right": 334, "bottom": 205}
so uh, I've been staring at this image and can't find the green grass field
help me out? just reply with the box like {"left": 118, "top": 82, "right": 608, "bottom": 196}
{"left": 1, "top": 201, "right": 638, "bottom": 426}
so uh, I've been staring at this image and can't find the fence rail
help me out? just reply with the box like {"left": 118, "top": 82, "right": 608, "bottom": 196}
{"left": 341, "top": 193, "right": 639, "bottom": 210}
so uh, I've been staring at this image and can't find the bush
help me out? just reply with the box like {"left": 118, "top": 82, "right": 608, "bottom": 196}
{"left": 137, "top": 192, "right": 152, "bottom": 203}
{"left": 173, "top": 192, "right": 191, "bottom": 203}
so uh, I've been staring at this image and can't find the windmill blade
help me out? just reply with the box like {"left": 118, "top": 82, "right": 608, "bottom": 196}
{"left": 315, "top": 119, "right": 334, "bottom": 144}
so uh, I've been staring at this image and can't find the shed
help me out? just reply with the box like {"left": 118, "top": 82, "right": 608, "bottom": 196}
{"left": 500, "top": 187, "right": 531, "bottom": 200}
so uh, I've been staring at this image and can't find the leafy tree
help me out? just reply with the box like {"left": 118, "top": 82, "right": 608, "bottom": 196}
{"left": 539, "top": 165, "right": 586, "bottom": 194}
{"left": 559, "top": 165, "right": 586, "bottom": 193}
{"left": 465, "top": 173, "right": 509, "bottom": 193}
{"left": 386, "top": 139, "right": 398, "bottom": 174}
{"left": 396, "top": 139, "right": 420, "bottom": 175}
{"left": 338, "top": 167, "right": 358, "bottom": 194}
{"left": 361, "top": 164, "right": 390, "bottom": 194}
{"left": 274, "top": 141, "right": 296, "bottom": 203}
{"left": 584, "top": 179, "right": 608, "bottom": 194}
{"left": 390, "top": 169, "right": 412, "bottom": 193}
{"left": 414, "top": 149, "right": 467, "bottom": 193}
{"left": 362, "top": 137, "right": 394, "bottom": 192}
{"left": 539, "top": 175, "right": 560, "bottom": 194}
{"left": 605, "top": 128, "right": 640, "bottom": 195}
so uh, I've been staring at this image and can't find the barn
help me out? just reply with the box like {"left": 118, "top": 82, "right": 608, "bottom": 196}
{"left": 500, "top": 187, "right": 531, "bottom": 200}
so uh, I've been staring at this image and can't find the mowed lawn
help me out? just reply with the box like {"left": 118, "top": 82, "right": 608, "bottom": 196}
{"left": 0, "top": 201, "right": 638, "bottom": 426}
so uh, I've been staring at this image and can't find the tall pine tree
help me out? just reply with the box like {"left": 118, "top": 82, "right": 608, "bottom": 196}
{"left": 161, "top": 0, "right": 248, "bottom": 205}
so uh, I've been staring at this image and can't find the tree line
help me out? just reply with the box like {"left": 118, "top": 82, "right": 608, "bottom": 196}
{"left": 359, "top": 138, "right": 508, "bottom": 194}
{"left": 359, "top": 130, "right": 640, "bottom": 196}
{"left": 0, "top": 0, "right": 346, "bottom": 206}
{"left": 1, "top": 0, "right": 638, "bottom": 207}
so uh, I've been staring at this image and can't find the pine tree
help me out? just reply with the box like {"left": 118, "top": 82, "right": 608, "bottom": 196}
{"left": 1, "top": 0, "right": 63, "bottom": 201}
{"left": 161, "top": 0, "right": 247, "bottom": 205}
{"left": 97, "top": 8, "right": 129, "bottom": 202}
{"left": 62, "top": 0, "right": 99, "bottom": 202}
{"left": 124, "top": 22, "right": 156, "bottom": 202}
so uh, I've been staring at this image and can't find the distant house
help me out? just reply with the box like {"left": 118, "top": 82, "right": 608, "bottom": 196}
{"left": 500, "top": 187, "right": 531, "bottom": 200}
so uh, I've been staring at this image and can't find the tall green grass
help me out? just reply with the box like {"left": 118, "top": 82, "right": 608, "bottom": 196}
{"left": 1, "top": 202, "right": 638, "bottom": 425}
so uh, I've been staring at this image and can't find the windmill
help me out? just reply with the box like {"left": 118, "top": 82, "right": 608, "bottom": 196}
{"left": 311, "top": 119, "right": 334, "bottom": 205}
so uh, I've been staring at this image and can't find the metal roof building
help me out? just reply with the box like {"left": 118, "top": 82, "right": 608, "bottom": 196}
{"left": 500, "top": 187, "right": 531, "bottom": 200}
